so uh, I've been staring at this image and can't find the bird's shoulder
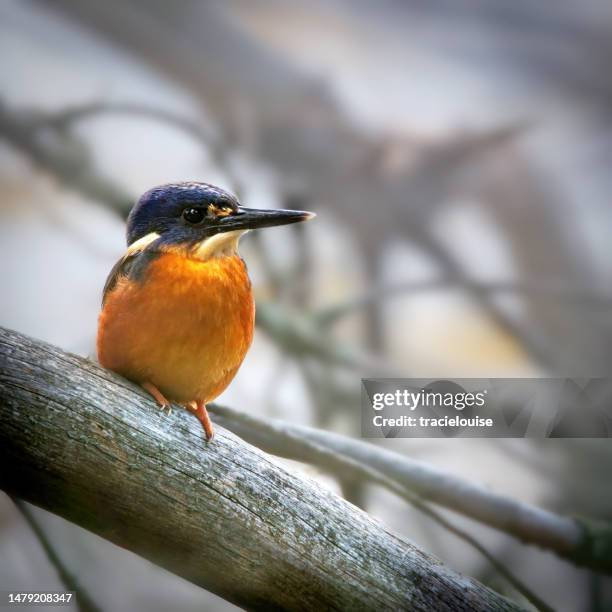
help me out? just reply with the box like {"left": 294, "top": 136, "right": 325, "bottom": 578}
{"left": 102, "top": 249, "right": 160, "bottom": 306}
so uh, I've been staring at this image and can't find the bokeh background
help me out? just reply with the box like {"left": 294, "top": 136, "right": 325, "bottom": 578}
{"left": 1, "top": 1, "right": 612, "bottom": 610}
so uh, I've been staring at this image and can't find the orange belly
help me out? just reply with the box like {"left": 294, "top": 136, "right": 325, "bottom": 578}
{"left": 97, "top": 251, "right": 254, "bottom": 403}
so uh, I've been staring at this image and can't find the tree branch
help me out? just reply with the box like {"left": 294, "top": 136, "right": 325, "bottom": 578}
{"left": 39, "top": 101, "right": 243, "bottom": 196}
{"left": 315, "top": 279, "right": 612, "bottom": 327}
{"left": 0, "top": 326, "right": 522, "bottom": 611}
{"left": 208, "top": 404, "right": 612, "bottom": 574}
{"left": 208, "top": 407, "right": 554, "bottom": 612}
{"left": 0, "top": 100, "right": 132, "bottom": 216}
{"left": 12, "top": 499, "right": 101, "bottom": 612}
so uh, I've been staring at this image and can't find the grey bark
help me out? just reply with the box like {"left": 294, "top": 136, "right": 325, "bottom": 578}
{"left": 0, "top": 326, "right": 522, "bottom": 611}
{"left": 208, "top": 406, "right": 582, "bottom": 555}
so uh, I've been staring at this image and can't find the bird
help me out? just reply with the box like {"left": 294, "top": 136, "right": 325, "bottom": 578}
{"left": 97, "top": 181, "right": 314, "bottom": 441}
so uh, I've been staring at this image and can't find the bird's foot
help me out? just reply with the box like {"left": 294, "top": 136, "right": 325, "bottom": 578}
{"left": 141, "top": 382, "right": 172, "bottom": 415}
{"left": 184, "top": 400, "right": 215, "bottom": 442}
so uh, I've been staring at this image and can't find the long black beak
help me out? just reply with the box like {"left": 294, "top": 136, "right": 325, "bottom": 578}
{"left": 217, "top": 207, "right": 315, "bottom": 233}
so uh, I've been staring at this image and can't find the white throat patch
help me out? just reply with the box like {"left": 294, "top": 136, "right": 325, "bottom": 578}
{"left": 191, "top": 230, "right": 247, "bottom": 260}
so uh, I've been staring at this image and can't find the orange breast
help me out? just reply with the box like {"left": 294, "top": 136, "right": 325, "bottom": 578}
{"left": 97, "top": 251, "right": 254, "bottom": 403}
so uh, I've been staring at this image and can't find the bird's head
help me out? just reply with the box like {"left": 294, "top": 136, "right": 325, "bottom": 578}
{"left": 126, "top": 182, "right": 314, "bottom": 259}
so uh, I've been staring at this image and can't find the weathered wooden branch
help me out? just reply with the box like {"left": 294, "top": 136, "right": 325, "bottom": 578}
{"left": 0, "top": 326, "right": 522, "bottom": 611}
{"left": 209, "top": 408, "right": 555, "bottom": 612}
{"left": 209, "top": 405, "right": 612, "bottom": 574}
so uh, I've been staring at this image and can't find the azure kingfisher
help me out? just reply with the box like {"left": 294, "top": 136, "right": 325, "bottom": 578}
{"left": 97, "top": 182, "right": 314, "bottom": 441}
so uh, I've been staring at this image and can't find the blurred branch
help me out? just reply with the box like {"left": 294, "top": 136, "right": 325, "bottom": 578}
{"left": 0, "top": 100, "right": 133, "bottom": 216}
{"left": 209, "top": 404, "right": 612, "bottom": 575}
{"left": 413, "top": 233, "right": 555, "bottom": 369}
{"left": 41, "top": 101, "right": 213, "bottom": 142}
{"left": 39, "top": 101, "right": 243, "bottom": 195}
{"left": 316, "top": 279, "right": 612, "bottom": 327}
{"left": 12, "top": 499, "right": 101, "bottom": 612}
{"left": 256, "top": 301, "right": 401, "bottom": 375}
{"left": 0, "top": 325, "right": 522, "bottom": 611}
{"left": 0, "top": 98, "right": 243, "bottom": 208}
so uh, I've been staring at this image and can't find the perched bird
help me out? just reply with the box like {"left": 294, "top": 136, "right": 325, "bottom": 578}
{"left": 97, "top": 182, "right": 314, "bottom": 441}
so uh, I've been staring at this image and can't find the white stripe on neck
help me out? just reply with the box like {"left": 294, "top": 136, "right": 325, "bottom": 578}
{"left": 126, "top": 232, "right": 160, "bottom": 256}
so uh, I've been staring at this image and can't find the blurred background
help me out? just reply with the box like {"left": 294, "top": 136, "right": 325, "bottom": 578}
{"left": 1, "top": 1, "right": 612, "bottom": 610}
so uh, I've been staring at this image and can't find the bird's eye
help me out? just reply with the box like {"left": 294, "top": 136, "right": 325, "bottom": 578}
{"left": 182, "top": 207, "right": 206, "bottom": 225}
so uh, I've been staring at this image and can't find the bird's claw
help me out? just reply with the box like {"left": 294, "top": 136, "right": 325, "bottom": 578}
{"left": 141, "top": 382, "right": 172, "bottom": 416}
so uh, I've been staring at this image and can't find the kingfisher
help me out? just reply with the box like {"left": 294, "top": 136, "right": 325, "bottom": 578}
{"left": 97, "top": 182, "right": 314, "bottom": 441}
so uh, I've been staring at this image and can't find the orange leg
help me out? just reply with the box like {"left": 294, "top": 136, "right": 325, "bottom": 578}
{"left": 141, "top": 381, "right": 172, "bottom": 414}
{"left": 185, "top": 400, "right": 215, "bottom": 442}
